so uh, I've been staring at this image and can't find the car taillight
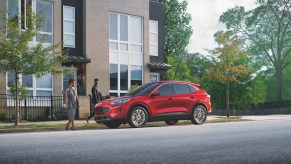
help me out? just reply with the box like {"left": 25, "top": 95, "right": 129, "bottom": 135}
{"left": 206, "top": 94, "right": 210, "bottom": 99}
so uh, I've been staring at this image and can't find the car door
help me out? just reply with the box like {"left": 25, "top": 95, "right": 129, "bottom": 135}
{"left": 148, "top": 83, "right": 175, "bottom": 115}
{"left": 171, "top": 83, "right": 195, "bottom": 113}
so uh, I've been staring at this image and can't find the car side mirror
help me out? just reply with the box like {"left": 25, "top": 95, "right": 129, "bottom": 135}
{"left": 151, "top": 91, "right": 160, "bottom": 97}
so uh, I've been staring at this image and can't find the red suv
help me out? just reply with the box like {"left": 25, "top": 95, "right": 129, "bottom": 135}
{"left": 95, "top": 81, "right": 211, "bottom": 128}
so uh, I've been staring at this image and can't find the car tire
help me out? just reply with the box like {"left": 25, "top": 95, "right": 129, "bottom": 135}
{"left": 103, "top": 122, "right": 121, "bottom": 129}
{"left": 165, "top": 120, "right": 179, "bottom": 125}
{"left": 128, "top": 106, "right": 148, "bottom": 128}
{"left": 191, "top": 105, "right": 207, "bottom": 125}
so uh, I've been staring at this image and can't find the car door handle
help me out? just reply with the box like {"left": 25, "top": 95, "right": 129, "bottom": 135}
{"left": 190, "top": 96, "right": 194, "bottom": 99}
{"left": 168, "top": 98, "right": 173, "bottom": 100}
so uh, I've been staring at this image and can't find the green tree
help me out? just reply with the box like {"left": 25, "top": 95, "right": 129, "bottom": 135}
{"left": 206, "top": 31, "right": 252, "bottom": 117}
{"left": 0, "top": 6, "right": 67, "bottom": 125}
{"left": 153, "top": 0, "right": 192, "bottom": 80}
{"left": 220, "top": 0, "right": 291, "bottom": 101}
{"left": 186, "top": 53, "right": 212, "bottom": 83}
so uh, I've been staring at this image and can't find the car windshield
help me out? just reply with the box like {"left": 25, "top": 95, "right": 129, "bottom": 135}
{"left": 126, "top": 83, "right": 159, "bottom": 96}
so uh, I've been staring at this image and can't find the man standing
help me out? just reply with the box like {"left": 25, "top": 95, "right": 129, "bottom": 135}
{"left": 86, "top": 78, "right": 102, "bottom": 123}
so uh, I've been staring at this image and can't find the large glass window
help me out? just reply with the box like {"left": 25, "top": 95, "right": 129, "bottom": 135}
{"left": 149, "top": 20, "right": 158, "bottom": 56}
{"left": 110, "top": 64, "right": 118, "bottom": 90}
{"left": 130, "top": 17, "right": 142, "bottom": 43}
{"left": 120, "top": 15, "right": 128, "bottom": 41}
{"left": 120, "top": 65, "right": 128, "bottom": 91}
{"left": 7, "top": 72, "right": 53, "bottom": 96}
{"left": 131, "top": 66, "right": 142, "bottom": 86}
{"left": 63, "top": 6, "right": 75, "bottom": 47}
{"left": 36, "top": 1, "right": 53, "bottom": 43}
{"left": 7, "top": 0, "right": 53, "bottom": 43}
{"left": 109, "top": 12, "right": 143, "bottom": 53}
{"left": 8, "top": 0, "right": 18, "bottom": 20}
{"left": 110, "top": 13, "right": 118, "bottom": 40}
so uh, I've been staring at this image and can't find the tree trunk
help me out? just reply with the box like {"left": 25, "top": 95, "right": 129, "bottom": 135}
{"left": 275, "top": 66, "right": 283, "bottom": 101}
{"left": 226, "top": 80, "right": 230, "bottom": 117}
{"left": 15, "top": 73, "right": 20, "bottom": 126}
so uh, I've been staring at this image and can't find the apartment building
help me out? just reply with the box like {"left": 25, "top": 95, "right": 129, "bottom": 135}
{"left": 0, "top": 0, "right": 170, "bottom": 118}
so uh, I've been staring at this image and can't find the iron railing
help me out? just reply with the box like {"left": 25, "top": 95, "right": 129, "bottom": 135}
{"left": 0, "top": 94, "right": 67, "bottom": 121}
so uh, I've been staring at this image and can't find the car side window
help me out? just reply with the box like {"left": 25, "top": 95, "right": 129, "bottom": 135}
{"left": 174, "top": 83, "right": 190, "bottom": 94}
{"left": 156, "top": 84, "right": 173, "bottom": 96}
{"left": 188, "top": 85, "right": 199, "bottom": 93}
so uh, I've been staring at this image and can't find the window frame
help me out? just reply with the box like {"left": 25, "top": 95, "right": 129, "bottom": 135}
{"left": 149, "top": 20, "right": 158, "bottom": 56}
{"left": 6, "top": 72, "right": 54, "bottom": 97}
{"left": 109, "top": 12, "right": 144, "bottom": 54}
{"left": 63, "top": 5, "right": 75, "bottom": 48}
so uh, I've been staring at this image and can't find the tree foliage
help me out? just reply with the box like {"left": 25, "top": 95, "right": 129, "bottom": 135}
{"left": 153, "top": 0, "right": 192, "bottom": 80}
{"left": 206, "top": 31, "right": 252, "bottom": 116}
{"left": 0, "top": 8, "right": 67, "bottom": 125}
{"left": 219, "top": 0, "right": 291, "bottom": 101}
{"left": 206, "top": 31, "right": 252, "bottom": 83}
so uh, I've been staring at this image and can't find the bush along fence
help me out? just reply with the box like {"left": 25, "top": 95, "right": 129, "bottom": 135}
{"left": 0, "top": 94, "right": 67, "bottom": 121}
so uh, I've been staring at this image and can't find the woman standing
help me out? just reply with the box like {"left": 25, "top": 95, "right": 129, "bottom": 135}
{"left": 65, "top": 79, "right": 79, "bottom": 130}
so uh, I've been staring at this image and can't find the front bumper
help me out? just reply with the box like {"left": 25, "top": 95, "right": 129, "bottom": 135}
{"left": 95, "top": 104, "right": 127, "bottom": 123}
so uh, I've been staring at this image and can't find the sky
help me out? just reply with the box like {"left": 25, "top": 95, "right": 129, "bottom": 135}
{"left": 186, "top": 0, "right": 257, "bottom": 55}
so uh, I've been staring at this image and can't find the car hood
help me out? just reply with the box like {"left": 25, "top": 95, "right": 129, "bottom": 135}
{"left": 96, "top": 96, "right": 132, "bottom": 107}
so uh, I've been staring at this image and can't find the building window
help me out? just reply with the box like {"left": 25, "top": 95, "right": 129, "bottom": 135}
{"left": 109, "top": 13, "right": 143, "bottom": 53}
{"left": 110, "top": 64, "right": 118, "bottom": 90}
{"left": 131, "top": 66, "right": 142, "bottom": 86}
{"left": 120, "top": 65, "right": 128, "bottom": 91}
{"left": 150, "top": 73, "right": 159, "bottom": 82}
{"left": 7, "top": 72, "right": 53, "bottom": 96}
{"left": 7, "top": 0, "right": 53, "bottom": 43}
{"left": 149, "top": 20, "right": 158, "bottom": 56}
{"left": 109, "top": 64, "right": 143, "bottom": 97}
{"left": 36, "top": 1, "right": 53, "bottom": 43}
{"left": 63, "top": 6, "right": 75, "bottom": 48}
{"left": 7, "top": 0, "right": 19, "bottom": 20}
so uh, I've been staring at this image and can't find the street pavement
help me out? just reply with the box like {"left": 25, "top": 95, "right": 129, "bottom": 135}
{"left": 1, "top": 119, "right": 291, "bottom": 164}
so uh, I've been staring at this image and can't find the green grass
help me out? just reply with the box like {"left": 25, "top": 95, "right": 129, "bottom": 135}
{"left": 215, "top": 116, "right": 242, "bottom": 119}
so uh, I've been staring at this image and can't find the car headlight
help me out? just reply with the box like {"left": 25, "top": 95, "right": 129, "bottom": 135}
{"left": 110, "top": 98, "right": 131, "bottom": 106}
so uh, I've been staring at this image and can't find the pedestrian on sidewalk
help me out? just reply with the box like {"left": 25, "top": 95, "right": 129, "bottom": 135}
{"left": 86, "top": 78, "right": 102, "bottom": 123}
{"left": 65, "top": 79, "right": 79, "bottom": 130}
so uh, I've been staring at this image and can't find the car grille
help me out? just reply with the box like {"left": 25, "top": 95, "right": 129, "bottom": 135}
{"left": 95, "top": 107, "right": 110, "bottom": 114}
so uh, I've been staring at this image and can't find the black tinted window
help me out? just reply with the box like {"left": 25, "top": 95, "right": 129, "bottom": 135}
{"left": 174, "top": 83, "right": 190, "bottom": 94}
{"left": 189, "top": 85, "right": 199, "bottom": 93}
{"left": 156, "top": 84, "right": 173, "bottom": 96}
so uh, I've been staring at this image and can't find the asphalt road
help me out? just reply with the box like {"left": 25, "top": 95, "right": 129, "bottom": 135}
{"left": 1, "top": 120, "right": 291, "bottom": 164}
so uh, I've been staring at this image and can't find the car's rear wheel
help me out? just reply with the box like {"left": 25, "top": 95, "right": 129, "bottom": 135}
{"left": 191, "top": 105, "right": 207, "bottom": 125}
{"left": 165, "top": 120, "right": 179, "bottom": 125}
{"left": 128, "top": 106, "right": 148, "bottom": 128}
{"left": 103, "top": 122, "right": 121, "bottom": 129}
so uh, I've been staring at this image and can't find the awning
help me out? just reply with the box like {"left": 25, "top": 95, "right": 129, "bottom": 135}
{"left": 67, "top": 56, "right": 91, "bottom": 64}
{"left": 148, "top": 62, "right": 172, "bottom": 70}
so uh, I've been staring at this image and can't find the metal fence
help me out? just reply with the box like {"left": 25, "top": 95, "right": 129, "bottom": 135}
{"left": 0, "top": 94, "right": 67, "bottom": 121}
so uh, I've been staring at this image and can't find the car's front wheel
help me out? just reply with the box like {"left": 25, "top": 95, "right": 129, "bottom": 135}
{"left": 191, "top": 105, "right": 207, "bottom": 125}
{"left": 128, "top": 106, "right": 148, "bottom": 128}
{"left": 103, "top": 122, "right": 121, "bottom": 129}
{"left": 165, "top": 120, "right": 179, "bottom": 125}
